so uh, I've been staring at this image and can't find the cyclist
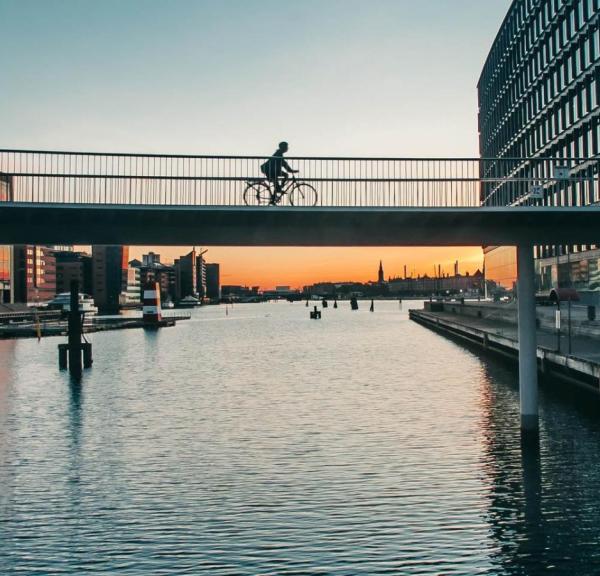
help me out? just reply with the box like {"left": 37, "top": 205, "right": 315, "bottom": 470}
{"left": 260, "top": 141, "right": 299, "bottom": 204}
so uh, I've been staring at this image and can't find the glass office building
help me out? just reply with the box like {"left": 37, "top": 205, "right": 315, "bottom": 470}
{"left": 478, "top": 0, "right": 600, "bottom": 301}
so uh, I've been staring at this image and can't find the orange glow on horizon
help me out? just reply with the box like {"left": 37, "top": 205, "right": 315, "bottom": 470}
{"left": 126, "top": 246, "right": 484, "bottom": 290}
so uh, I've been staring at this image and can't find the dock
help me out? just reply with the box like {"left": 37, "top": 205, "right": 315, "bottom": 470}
{"left": 0, "top": 313, "right": 191, "bottom": 339}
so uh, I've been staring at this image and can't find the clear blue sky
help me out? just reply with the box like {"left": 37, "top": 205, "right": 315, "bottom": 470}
{"left": 1, "top": 0, "right": 511, "bottom": 157}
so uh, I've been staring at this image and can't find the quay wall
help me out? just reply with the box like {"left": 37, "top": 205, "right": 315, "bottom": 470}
{"left": 411, "top": 307, "right": 600, "bottom": 396}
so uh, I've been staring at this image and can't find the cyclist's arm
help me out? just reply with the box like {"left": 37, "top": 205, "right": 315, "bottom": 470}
{"left": 282, "top": 160, "right": 299, "bottom": 173}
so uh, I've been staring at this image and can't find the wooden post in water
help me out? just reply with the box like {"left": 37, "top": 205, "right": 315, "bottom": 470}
{"left": 68, "top": 279, "right": 83, "bottom": 378}
{"left": 58, "top": 279, "right": 92, "bottom": 375}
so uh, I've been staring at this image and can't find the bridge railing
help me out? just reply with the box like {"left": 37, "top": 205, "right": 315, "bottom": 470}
{"left": 0, "top": 150, "right": 598, "bottom": 208}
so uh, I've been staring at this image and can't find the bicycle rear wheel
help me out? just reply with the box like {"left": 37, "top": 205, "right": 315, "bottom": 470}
{"left": 243, "top": 182, "right": 272, "bottom": 206}
{"left": 289, "top": 183, "right": 318, "bottom": 207}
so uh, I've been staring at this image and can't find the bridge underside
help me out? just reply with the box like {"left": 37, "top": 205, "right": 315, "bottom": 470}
{"left": 1, "top": 203, "right": 599, "bottom": 246}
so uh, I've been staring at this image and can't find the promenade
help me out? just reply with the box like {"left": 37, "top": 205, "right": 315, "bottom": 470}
{"left": 410, "top": 302, "right": 600, "bottom": 394}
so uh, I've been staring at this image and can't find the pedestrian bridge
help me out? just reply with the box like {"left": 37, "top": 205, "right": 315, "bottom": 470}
{"left": 2, "top": 148, "right": 599, "bottom": 430}
{"left": 0, "top": 149, "right": 599, "bottom": 246}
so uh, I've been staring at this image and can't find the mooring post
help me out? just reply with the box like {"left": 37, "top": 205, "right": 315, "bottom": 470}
{"left": 517, "top": 244, "right": 538, "bottom": 430}
{"left": 68, "top": 279, "right": 83, "bottom": 378}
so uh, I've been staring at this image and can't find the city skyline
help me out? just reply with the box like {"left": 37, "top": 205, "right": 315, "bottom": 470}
{"left": 1, "top": 0, "right": 509, "bottom": 287}
{"left": 127, "top": 246, "right": 484, "bottom": 290}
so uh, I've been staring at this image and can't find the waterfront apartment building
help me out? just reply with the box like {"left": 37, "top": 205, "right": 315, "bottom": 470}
{"left": 121, "top": 266, "right": 141, "bottom": 307}
{"left": 132, "top": 254, "right": 176, "bottom": 303}
{"left": 478, "top": 0, "right": 600, "bottom": 300}
{"left": 12, "top": 245, "right": 57, "bottom": 304}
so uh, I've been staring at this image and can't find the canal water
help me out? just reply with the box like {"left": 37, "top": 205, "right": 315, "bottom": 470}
{"left": 1, "top": 301, "right": 600, "bottom": 575}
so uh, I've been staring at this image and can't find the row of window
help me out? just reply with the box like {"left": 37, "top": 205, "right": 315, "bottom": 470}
{"left": 485, "top": 76, "right": 600, "bottom": 159}
{"left": 482, "top": 5, "right": 598, "bottom": 119}
{"left": 480, "top": 14, "right": 599, "bottom": 153}
{"left": 481, "top": 0, "right": 598, "bottom": 105}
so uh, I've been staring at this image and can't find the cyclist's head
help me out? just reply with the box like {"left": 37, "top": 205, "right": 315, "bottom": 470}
{"left": 278, "top": 141, "right": 289, "bottom": 152}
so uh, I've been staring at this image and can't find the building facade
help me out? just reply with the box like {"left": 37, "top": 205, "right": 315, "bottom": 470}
{"left": 12, "top": 245, "right": 57, "bottom": 304}
{"left": 55, "top": 251, "right": 93, "bottom": 295}
{"left": 388, "top": 271, "right": 484, "bottom": 296}
{"left": 0, "top": 173, "right": 12, "bottom": 202}
{"left": 174, "top": 249, "right": 197, "bottom": 301}
{"left": 205, "top": 263, "right": 221, "bottom": 300}
{"left": 196, "top": 253, "right": 207, "bottom": 299}
{"left": 478, "top": 0, "right": 600, "bottom": 300}
{"left": 0, "top": 245, "right": 12, "bottom": 303}
{"left": 92, "top": 245, "right": 130, "bottom": 313}
{"left": 121, "top": 266, "right": 141, "bottom": 307}
{"left": 132, "top": 254, "right": 177, "bottom": 303}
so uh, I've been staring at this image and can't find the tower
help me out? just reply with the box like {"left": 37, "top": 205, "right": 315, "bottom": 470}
{"left": 378, "top": 260, "right": 384, "bottom": 284}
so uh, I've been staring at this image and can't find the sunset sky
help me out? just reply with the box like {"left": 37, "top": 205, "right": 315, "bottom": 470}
{"left": 1, "top": 0, "right": 511, "bottom": 288}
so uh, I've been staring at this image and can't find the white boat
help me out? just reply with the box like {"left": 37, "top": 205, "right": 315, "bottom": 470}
{"left": 48, "top": 293, "right": 98, "bottom": 315}
{"left": 177, "top": 295, "right": 201, "bottom": 308}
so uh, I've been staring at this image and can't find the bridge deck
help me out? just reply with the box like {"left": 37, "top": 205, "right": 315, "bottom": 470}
{"left": 1, "top": 203, "right": 599, "bottom": 246}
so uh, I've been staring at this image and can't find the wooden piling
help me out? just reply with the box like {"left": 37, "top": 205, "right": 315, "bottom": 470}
{"left": 68, "top": 280, "right": 83, "bottom": 377}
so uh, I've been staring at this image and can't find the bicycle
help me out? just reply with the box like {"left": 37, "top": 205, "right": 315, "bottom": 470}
{"left": 243, "top": 174, "right": 318, "bottom": 207}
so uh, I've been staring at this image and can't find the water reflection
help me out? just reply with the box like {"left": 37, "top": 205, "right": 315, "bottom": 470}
{"left": 2, "top": 303, "right": 600, "bottom": 575}
{"left": 479, "top": 358, "right": 600, "bottom": 575}
{"left": 68, "top": 376, "right": 83, "bottom": 449}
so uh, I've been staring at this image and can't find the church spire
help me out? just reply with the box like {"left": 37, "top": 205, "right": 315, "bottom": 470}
{"left": 378, "top": 260, "right": 384, "bottom": 284}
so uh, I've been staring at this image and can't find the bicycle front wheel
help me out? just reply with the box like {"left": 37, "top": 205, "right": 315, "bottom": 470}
{"left": 243, "top": 182, "right": 272, "bottom": 206}
{"left": 289, "top": 183, "right": 318, "bottom": 207}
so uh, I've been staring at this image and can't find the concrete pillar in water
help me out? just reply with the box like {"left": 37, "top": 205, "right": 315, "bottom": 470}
{"left": 517, "top": 244, "right": 538, "bottom": 430}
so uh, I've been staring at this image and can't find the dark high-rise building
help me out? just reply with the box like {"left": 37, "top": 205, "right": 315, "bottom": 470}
{"left": 206, "top": 263, "right": 221, "bottom": 300}
{"left": 92, "top": 245, "right": 130, "bottom": 313}
{"left": 478, "top": 0, "right": 600, "bottom": 300}
{"left": 13, "top": 245, "right": 57, "bottom": 304}
{"left": 55, "top": 251, "right": 93, "bottom": 295}
{"left": 174, "top": 249, "right": 197, "bottom": 301}
{"left": 0, "top": 245, "right": 12, "bottom": 303}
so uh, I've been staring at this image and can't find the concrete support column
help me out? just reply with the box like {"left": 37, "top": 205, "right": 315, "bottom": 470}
{"left": 517, "top": 243, "right": 538, "bottom": 430}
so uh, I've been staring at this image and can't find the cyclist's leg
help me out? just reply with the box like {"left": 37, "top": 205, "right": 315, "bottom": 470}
{"left": 279, "top": 171, "right": 289, "bottom": 192}
{"left": 270, "top": 173, "right": 283, "bottom": 204}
